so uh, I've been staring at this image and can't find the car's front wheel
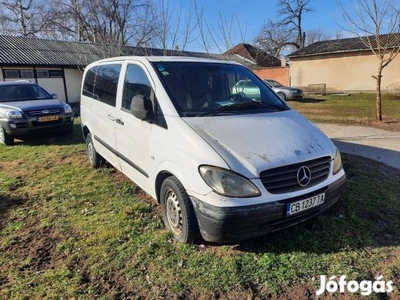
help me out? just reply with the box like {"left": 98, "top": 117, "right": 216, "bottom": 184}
{"left": 277, "top": 92, "right": 286, "bottom": 101}
{"left": 0, "top": 125, "right": 14, "bottom": 145}
{"left": 160, "top": 176, "right": 200, "bottom": 243}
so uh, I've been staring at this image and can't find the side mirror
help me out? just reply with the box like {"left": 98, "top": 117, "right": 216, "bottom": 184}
{"left": 130, "top": 95, "right": 153, "bottom": 122}
{"left": 51, "top": 93, "right": 58, "bottom": 99}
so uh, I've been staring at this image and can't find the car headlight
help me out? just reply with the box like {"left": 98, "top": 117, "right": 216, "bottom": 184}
{"left": 0, "top": 109, "right": 23, "bottom": 119}
{"left": 199, "top": 166, "right": 261, "bottom": 198}
{"left": 332, "top": 147, "right": 343, "bottom": 175}
{"left": 64, "top": 104, "right": 73, "bottom": 114}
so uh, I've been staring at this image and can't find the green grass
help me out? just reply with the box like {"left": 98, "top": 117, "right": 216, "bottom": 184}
{"left": 290, "top": 93, "right": 400, "bottom": 131}
{"left": 1, "top": 100, "right": 400, "bottom": 299}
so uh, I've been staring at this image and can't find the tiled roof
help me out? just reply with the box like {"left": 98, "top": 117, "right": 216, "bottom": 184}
{"left": 0, "top": 35, "right": 109, "bottom": 66}
{"left": 224, "top": 43, "right": 281, "bottom": 67}
{"left": 289, "top": 34, "right": 400, "bottom": 58}
{"left": 0, "top": 35, "right": 234, "bottom": 67}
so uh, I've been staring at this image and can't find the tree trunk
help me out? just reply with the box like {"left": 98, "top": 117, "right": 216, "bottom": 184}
{"left": 375, "top": 63, "right": 383, "bottom": 122}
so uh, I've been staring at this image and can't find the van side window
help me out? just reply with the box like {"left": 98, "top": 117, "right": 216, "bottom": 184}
{"left": 122, "top": 64, "right": 167, "bottom": 128}
{"left": 83, "top": 64, "right": 121, "bottom": 107}
{"left": 122, "top": 64, "right": 152, "bottom": 110}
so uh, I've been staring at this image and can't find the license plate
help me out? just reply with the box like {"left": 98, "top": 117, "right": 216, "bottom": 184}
{"left": 38, "top": 115, "right": 59, "bottom": 122}
{"left": 286, "top": 193, "right": 325, "bottom": 216}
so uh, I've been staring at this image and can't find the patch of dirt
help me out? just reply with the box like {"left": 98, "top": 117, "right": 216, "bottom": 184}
{"left": 5, "top": 226, "right": 61, "bottom": 273}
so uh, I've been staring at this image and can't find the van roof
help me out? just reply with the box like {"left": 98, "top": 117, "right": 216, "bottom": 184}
{"left": 90, "top": 56, "right": 241, "bottom": 65}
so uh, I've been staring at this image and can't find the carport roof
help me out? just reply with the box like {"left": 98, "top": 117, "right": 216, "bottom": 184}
{"left": 289, "top": 33, "right": 400, "bottom": 58}
{"left": 0, "top": 35, "right": 234, "bottom": 67}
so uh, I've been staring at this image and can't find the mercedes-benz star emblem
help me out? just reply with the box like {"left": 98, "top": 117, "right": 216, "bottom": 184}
{"left": 297, "top": 166, "right": 311, "bottom": 186}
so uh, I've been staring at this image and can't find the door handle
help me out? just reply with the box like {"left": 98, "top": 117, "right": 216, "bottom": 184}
{"left": 115, "top": 118, "right": 124, "bottom": 125}
{"left": 107, "top": 114, "right": 115, "bottom": 121}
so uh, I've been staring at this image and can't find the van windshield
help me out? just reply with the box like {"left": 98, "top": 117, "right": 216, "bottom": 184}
{"left": 152, "top": 62, "right": 289, "bottom": 117}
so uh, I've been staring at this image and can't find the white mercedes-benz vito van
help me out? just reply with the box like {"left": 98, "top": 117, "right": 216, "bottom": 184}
{"left": 80, "top": 56, "right": 346, "bottom": 243}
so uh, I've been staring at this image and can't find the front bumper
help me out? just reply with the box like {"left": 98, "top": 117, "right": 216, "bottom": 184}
{"left": 1, "top": 115, "right": 74, "bottom": 137}
{"left": 191, "top": 174, "right": 346, "bottom": 243}
{"left": 289, "top": 93, "right": 303, "bottom": 99}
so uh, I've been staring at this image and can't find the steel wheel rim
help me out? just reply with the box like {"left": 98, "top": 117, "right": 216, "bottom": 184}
{"left": 0, "top": 127, "right": 4, "bottom": 144}
{"left": 165, "top": 189, "right": 182, "bottom": 235}
{"left": 87, "top": 140, "right": 95, "bottom": 164}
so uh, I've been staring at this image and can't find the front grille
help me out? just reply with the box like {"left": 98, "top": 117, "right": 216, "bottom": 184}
{"left": 260, "top": 156, "right": 331, "bottom": 194}
{"left": 27, "top": 108, "right": 61, "bottom": 116}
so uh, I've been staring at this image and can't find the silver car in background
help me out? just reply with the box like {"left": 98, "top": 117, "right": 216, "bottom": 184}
{"left": 263, "top": 79, "right": 303, "bottom": 101}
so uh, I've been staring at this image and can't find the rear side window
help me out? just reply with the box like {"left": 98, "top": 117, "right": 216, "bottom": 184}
{"left": 83, "top": 64, "right": 121, "bottom": 107}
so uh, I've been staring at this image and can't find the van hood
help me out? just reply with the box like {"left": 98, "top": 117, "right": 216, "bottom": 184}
{"left": 183, "top": 110, "right": 335, "bottom": 177}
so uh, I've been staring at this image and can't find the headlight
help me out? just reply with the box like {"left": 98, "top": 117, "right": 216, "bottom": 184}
{"left": 199, "top": 166, "right": 261, "bottom": 198}
{"left": 1, "top": 109, "right": 23, "bottom": 119}
{"left": 332, "top": 147, "right": 343, "bottom": 175}
{"left": 64, "top": 104, "right": 73, "bottom": 114}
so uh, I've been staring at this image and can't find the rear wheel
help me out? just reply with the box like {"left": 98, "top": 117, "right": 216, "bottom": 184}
{"left": 0, "top": 125, "right": 14, "bottom": 145}
{"left": 86, "top": 133, "right": 103, "bottom": 168}
{"left": 160, "top": 176, "right": 199, "bottom": 243}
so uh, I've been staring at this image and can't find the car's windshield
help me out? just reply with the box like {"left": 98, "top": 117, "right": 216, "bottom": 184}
{"left": 0, "top": 84, "right": 53, "bottom": 102}
{"left": 152, "top": 62, "right": 289, "bottom": 117}
{"left": 265, "top": 79, "right": 284, "bottom": 88}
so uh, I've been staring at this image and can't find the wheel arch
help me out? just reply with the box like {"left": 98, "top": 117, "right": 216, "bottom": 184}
{"left": 81, "top": 125, "right": 90, "bottom": 140}
{"left": 154, "top": 165, "right": 195, "bottom": 204}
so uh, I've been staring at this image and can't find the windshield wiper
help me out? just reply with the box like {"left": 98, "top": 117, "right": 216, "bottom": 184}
{"left": 197, "top": 101, "right": 282, "bottom": 117}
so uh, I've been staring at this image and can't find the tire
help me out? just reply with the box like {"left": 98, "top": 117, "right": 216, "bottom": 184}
{"left": 0, "top": 125, "right": 14, "bottom": 146}
{"left": 160, "top": 176, "right": 200, "bottom": 243}
{"left": 86, "top": 133, "right": 102, "bottom": 168}
{"left": 277, "top": 92, "right": 286, "bottom": 101}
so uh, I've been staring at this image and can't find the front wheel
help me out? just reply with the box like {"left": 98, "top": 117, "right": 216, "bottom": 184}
{"left": 0, "top": 125, "right": 14, "bottom": 145}
{"left": 160, "top": 176, "right": 200, "bottom": 243}
{"left": 277, "top": 92, "right": 286, "bottom": 101}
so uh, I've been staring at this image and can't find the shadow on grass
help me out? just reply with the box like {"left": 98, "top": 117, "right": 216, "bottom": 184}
{"left": 289, "top": 97, "right": 326, "bottom": 103}
{"left": 13, "top": 123, "right": 84, "bottom": 146}
{"left": 0, "top": 193, "right": 27, "bottom": 231}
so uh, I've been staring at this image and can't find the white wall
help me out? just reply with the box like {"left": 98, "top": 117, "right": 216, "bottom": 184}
{"left": 64, "top": 68, "right": 84, "bottom": 103}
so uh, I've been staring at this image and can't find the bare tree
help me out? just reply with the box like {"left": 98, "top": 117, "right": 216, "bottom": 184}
{"left": 154, "top": 0, "right": 201, "bottom": 54}
{"left": 0, "top": 0, "right": 54, "bottom": 36}
{"left": 0, "top": 0, "right": 157, "bottom": 49}
{"left": 306, "top": 28, "right": 332, "bottom": 45}
{"left": 205, "top": 12, "right": 249, "bottom": 54}
{"left": 257, "top": 0, "right": 314, "bottom": 57}
{"left": 338, "top": 0, "right": 400, "bottom": 122}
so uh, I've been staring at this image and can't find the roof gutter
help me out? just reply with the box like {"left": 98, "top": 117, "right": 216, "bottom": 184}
{"left": 289, "top": 48, "right": 374, "bottom": 58}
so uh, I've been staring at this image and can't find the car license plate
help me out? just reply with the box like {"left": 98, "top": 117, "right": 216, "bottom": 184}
{"left": 286, "top": 193, "right": 325, "bottom": 216}
{"left": 38, "top": 115, "right": 59, "bottom": 122}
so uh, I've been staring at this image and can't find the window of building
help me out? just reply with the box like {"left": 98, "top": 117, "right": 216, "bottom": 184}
{"left": 36, "top": 70, "right": 49, "bottom": 78}
{"left": 4, "top": 69, "right": 64, "bottom": 79}
{"left": 49, "top": 70, "right": 62, "bottom": 78}
{"left": 4, "top": 70, "right": 20, "bottom": 78}
{"left": 20, "top": 70, "right": 34, "bottom": 78}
